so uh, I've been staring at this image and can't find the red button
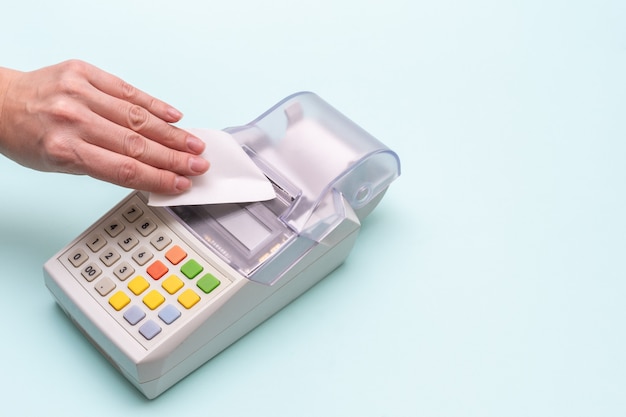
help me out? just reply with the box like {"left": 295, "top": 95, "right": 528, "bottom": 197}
{"left": 147, "top": 260, "right": 168, "bottom": 280}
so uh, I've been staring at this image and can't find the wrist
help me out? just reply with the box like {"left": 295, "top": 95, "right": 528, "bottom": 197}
{"left": 0, "top": 67, "right": 20, "bottom": 150}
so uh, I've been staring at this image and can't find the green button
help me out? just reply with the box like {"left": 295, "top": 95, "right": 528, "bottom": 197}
{"left": 180, "top": 259, "right": 203, "bottom": 279}
{"left": 197, "top": 274, "right": 220, "bottom": 294}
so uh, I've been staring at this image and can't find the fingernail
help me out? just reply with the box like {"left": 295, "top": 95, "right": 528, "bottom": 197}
{"left": 175, "top": 176, "right": 192, "bottom": 191}
{"left": 189, "top": 156, "right": 209, "bottom": 174}
{"left": 186, "top": 135, "right": 206, "bottom": 154}
{"left": 167, "top": 107, "right": 183, "bottom": 121}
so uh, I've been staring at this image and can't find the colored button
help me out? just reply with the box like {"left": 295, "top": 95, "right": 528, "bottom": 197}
{"left": 158, "top": 304, "right": 181, "bottom": 325}
{"left": 162, "top": 275, "right": 184, "bottom": 295}
{"left": 128, "top": 276, "right": 150, "bottom": 295}
{"left": 178, "top": 289, "right": 201, "bottom": 309}
{"left": 139, "top": 320, "right": 161, "bottom": 340}
{"left": 165, "top": 245, "right": 187, "bottom": 265}
{"left": 123, "top": 305, "right": 146, "bottom": 325}
{"left": 143, "top": 290, "right": 165, "bottom": 310}
{"left": 181, "top": 259, "right": 203, "bottom": 279}
{"left": 147, "top": 260, "right": 168, "bottom": 280}
{"left": 197, "top": 273, "right": 220, "bottom": 294}
{"left": 109, "top": 291, "right": 131, "bottom": 311}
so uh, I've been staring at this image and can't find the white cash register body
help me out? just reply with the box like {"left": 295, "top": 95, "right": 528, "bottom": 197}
{"left": 44, "top": 92, "right": 400, "bottom": 398}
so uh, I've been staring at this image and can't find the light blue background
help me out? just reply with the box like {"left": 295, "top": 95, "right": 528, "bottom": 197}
{"left": 1, "top": 1, "right": 625, "bottom": 416}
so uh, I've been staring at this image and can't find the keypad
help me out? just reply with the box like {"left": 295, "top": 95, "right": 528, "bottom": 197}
{"left": 60, "top": 194, "right": 230, "bottom": 347}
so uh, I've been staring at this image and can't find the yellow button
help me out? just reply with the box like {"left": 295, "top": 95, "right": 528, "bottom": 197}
{"left": 109, "top": 291, "right": 131, "bottom": 311}
{"left": 178, "top": 289, "right": 200, "bottom": 309}
{"left": 162, "top": 275, "right": 184, "bottom": 295}
{"left": 128, "top": 276, "right": 150, "bottom": 295}
{"left": 143, "top": 290, "right": 165, "bottom": 310}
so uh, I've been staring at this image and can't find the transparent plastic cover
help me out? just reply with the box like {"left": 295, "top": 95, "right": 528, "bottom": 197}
{"left": 170, "top": 92, "right": 400, "bottom": 284}
{"left": 227, "top": 92, "right": 401, "bottom": 240}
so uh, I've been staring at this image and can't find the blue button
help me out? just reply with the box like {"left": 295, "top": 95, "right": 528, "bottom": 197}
{"left": 139, "top": 320, "right": 161, "bottom": 340}
{"left": 158, "top": 304, "right": 181, "bottom": 325}
{"left": 123, "top": 305, "right": 145, "bottom": 325}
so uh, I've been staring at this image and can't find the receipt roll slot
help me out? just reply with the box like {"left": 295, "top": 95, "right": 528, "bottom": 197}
{"left": 44, "top": 92, "right": 401, "bottom": 398}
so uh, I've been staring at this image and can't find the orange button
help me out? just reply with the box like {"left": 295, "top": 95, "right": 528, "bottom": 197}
{"left": 147, "top": 260, "right": 168, "bottom": 280}
{"left": 165, "top": 245, "right": 187, "bottom": 265}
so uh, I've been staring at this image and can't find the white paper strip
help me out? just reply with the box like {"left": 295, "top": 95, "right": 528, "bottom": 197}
{"left": 148, "top": 128, "right": 275, "bottom": 207}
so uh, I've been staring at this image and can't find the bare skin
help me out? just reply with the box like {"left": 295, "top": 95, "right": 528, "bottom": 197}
{"left": 0, "top": 60, "right": 209, "bottom": 194}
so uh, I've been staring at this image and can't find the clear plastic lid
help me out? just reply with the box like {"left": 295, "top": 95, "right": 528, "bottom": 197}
{"left": 170, "top": 92, "right": 400, "bottom": 285}
{"left": 226, "top": 91, "right": 401, "bottom": 242}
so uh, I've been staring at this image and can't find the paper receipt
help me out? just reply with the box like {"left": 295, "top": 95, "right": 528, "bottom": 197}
{"left": 148, "top": 128, "right": 275, "bottom": 207}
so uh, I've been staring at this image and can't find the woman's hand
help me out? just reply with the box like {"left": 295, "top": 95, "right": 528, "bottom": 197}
{"left": 0, "top": 59, "right": 209, "bottom": 193}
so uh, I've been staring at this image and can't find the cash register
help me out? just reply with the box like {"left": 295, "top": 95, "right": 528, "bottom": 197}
{"left": 44, "top": 92, "right": 401, "bottom": 398}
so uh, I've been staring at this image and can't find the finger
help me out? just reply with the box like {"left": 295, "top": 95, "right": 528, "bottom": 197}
{"left": 75, "top": 107, "right": 209, "bottom": 177}
{"left": 80, "top": 81, "right": 206, "bottom": 155}
{"left": 83, "top": 62, "right": 183, "bottom": 124}
{"left": 69, "top": 140, "right": 193, "bottom": 194}
{"left": 84, "top": 89, "right": 205, "bottom": 154}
